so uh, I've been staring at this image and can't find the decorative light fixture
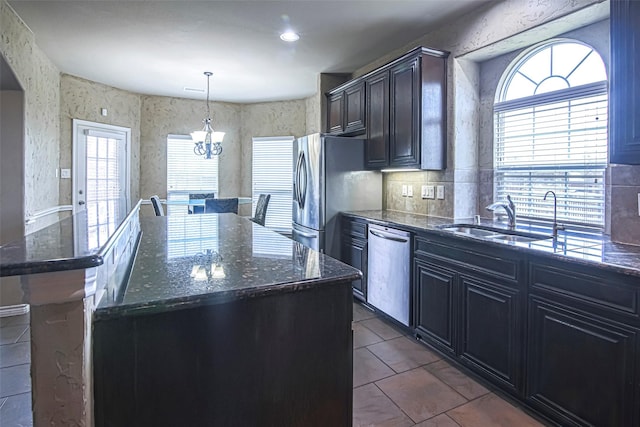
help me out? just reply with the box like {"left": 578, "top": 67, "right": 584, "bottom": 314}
{"left": 191, "top": 71, "right": 225, "bottom": 158}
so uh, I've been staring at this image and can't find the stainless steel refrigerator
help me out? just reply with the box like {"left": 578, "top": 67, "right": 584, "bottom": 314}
{"left": 292, "top": 133, "right": 382, "bottom": 258}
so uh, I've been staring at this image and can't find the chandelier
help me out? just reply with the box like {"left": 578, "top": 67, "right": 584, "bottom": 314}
{"left": 191, "top": 71, "right": 225, "bottom": 158}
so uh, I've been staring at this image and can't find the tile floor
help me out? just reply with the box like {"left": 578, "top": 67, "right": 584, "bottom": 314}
{"left": 0, "top": 312, "right": 32, "bottom": 427}
{"left": 0, "top": 304, "right": 548, "bottom": 427}
{"left": 352, "top": 302, "right": 549, "bottom": 427}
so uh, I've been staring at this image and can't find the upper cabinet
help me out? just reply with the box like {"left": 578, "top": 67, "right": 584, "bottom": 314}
{"left": 326, "top": 80, "right": 366, "bottom": 136}
{"left": 326, "top": 46, "right": 449, "bottom": 170}
{"left": 610, "top": 0, "right": 640, "bottom": 164}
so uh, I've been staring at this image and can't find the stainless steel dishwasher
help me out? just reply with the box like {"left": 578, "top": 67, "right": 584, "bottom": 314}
{"left": 367, "top": 224, "right": 411, "bottom": 326}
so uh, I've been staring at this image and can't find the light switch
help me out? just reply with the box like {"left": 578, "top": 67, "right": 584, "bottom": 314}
{"left": 407, "top": 185, "right": 413, "bottom": 197}
{"left": 421, "top": 185, "right": 428, "bottom": 199}
{"left": 426, "top": 185, "right": 435, "bottom": 199}
{"left": 436, "top": 185, "right": 445, "bottom": 200}
{"left": 402, "top": 184, "right": 407, "bottom": 196}
{"left": 60, "top": 168, "right": 71, "bottom": 179}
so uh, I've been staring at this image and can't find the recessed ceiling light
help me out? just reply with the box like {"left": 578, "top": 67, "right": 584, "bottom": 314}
{"left": 280, "top": 31, "right": 300, "bottom": 42}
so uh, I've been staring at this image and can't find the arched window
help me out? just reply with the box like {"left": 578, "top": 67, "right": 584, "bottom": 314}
{"left": 494, "top": 40, "right": 608, "bottom": 228}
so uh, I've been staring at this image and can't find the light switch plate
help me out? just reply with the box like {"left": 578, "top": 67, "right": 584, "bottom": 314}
{"left": 426, "top": 185, "right": 435, "bottom": 199}
{"left": 436, "top": 185, "right": 445, "bottom": 200}
{"left": 402, "top": 184, "right": 407, "bottom": 196}
{"left": 421, "top": 185, "right": 428, "bottom": 199}
{"left": 407, "top": 185, "right": 413, "bottom": 197}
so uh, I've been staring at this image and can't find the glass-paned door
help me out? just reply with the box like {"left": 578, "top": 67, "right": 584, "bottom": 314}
{"left": 73, "top": 120, "right": 130, "bottom": 251}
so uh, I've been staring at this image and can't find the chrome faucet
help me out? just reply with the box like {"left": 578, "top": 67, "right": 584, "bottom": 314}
{"left": 486, "top": 195, "right": 516, "bottom": 229}
{"left": 544, "top": 190, "right": 564, "bottom": 238}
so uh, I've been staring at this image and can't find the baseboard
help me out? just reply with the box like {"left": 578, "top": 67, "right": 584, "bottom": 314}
{"left": 0, "top": 304, "right": 30, "bottom": 318}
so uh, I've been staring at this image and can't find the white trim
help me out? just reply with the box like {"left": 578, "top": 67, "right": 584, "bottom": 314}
{"left": 72, "top": 119, "right": 131, "bottom": 215}
{"left": 25, "top": 205, "right": 73, "bottom": 224}
{"left": 0, "top": 303, "right": 30, "bottom": 318}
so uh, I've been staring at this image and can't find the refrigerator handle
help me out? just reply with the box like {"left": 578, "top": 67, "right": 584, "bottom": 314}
{"left": 294, "top": 229, "right": 317, "bottom": 239}
{"left": 298, "top": 151, "right": 307, "bottom": 209}
{"left": 294, "top": 151, "right": 303, "bottom": 207}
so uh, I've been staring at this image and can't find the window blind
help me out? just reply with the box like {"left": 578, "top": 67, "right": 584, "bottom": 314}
{"left": 167, "top": 135, "right": 218, "bottom": 215}
{"left": 494, "top": 85, "right": 607, "bottom": 228}
{"left": 252, "top": 136, "right": 294, "bottom": 232}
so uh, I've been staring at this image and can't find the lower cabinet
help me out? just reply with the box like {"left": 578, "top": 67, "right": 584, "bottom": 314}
{"left": 340, "top": 216, "right": 369, "bottom": 300}
{"left": 341, "top": 235, "right": 367, "bottom": 300}
{"left": 414, "top": 259, "right": 457, "bottom": 356}
{"left": 410, "top": 229, "right": 640, "bottom": 426}
{"left": 459, "top": 275, "right": 521, "bottom": 394}
{"left": 527, "top": 296, "right": 640, "bottom": 427}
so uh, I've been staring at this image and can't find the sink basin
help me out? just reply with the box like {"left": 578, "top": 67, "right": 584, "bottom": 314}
{"left": 438, "top": 224, "right": 552, "bottom": 243}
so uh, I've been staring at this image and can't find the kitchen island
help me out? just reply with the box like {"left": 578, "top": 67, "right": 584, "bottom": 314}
{"left": 0, "top": 205, "right": 359, "bottom": 426}
{"left": 93, "top": 213, "right": 358, "bottom": 427}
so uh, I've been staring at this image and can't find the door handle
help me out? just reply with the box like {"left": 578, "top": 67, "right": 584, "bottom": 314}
{"left": 295, "top": 229, "right": 317, "bottom": 239}
{"left": 369, "top": 229, "right": 408, "bottom": 243}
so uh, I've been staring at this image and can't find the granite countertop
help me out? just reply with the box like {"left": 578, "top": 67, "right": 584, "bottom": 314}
{"left": 343, "top": 210, "right": 640, "bottom": 278}
{"left": 94, "top": 214, "right": 360, "bottom": 320}
{"left": 0, "top": 203, "right": 135, "bottom": 277}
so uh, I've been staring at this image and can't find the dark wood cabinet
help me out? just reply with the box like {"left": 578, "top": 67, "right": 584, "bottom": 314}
{"left": 527, "top": 296, "right": 639, "bottom": 427}
{"left": 340, "top": 216, "right": 369, "bottom": 300}
{"left": 326, "top": 81, "right": 365, "bottom": 136}
{"left": 365, "top": 71, "right": 390, "bottom": 169}
{"left": 610, "top": 0, "right": 640, "bottom": 164}
{"left": 366, "top": 47, "right": 448, "bottom": 170}
{"left": 459, "top": 275, "right": 521, "bottom": 393}
{"left": 389, "top": 56, "right": 420, "bottom": 167}
{"left": 327, "top": 92, "right": 344, "bottom": 134}
{"left": 414, "top": 258, "right": 457, "bottom": 356}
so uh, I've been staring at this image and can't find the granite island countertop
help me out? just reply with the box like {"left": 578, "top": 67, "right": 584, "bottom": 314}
{"left": 0, "top": 204, "right": 135, "bottom": 277}
{"left": 343, "top": 210, "right": 640, "bottom": 278}
{"left": 94, "top": 213, "right": 360, "bottom": 320}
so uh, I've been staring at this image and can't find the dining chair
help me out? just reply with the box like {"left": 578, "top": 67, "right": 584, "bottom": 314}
{"left": 205, "top": 198, "right": 238, "bottom": 214}
{"left": 249, "top": 194, "right": 271, "bottom": 226}
{"left": 189, "top": 193, "right": 215, "bottom": 214}
{"left": 150, "top": 195, "right": 164, "bottom": 216}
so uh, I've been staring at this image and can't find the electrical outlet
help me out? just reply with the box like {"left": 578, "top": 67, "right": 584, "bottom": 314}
{"left": 407, "top": 185, "right": 413, "bottom": 197}
{"left": 426, "top": 185, "right": 435, "bottom": 199}
{"left": 436, "top": 185, "right": 445, "bottom": 200}
{"left": 60, "top": 168, "right": 71, "bottom": 179}
{"left": 402, "top": 184, "right": 407, "bottom": 196}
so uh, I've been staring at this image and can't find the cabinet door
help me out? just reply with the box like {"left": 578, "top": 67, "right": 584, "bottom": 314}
{"left": 365, "top": 71, "right": 390, "bottom": 169}
{"left": 327, "top": 92, "right": 344, "bottom": 134}
{"left": 389, "top": 56, "right": 420, "bottom": 167}
{"left": 459, "top": 275, "right": 521, "bottom": 392}
{"left": 344, "top": 82, "right": 365, "bottom": 135}
{"left": 527, "top": 297, "right": 639, "bottom": 427}
{"left": 341, "top": 236, "right": 367, "bottom": 300}
{"left": 610, "top": 0, "right": 640, "bottom": 164}
{"left": 414, "top": 259, "right": 457, "bottom": 356}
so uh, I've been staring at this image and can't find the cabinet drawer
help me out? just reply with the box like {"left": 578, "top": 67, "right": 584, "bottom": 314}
{"left": 529, "top": 262, "right": 639, "bottom": 319}
{"left": 342, "top": 219, "right": 367, "bottom": 239}
{"left": 415, "top": 236, "right": 520, "bottom": 282}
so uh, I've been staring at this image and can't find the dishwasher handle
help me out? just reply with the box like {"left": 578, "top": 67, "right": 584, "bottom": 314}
{"left": 369, "top": 229, "right": 409, "bottom": 243}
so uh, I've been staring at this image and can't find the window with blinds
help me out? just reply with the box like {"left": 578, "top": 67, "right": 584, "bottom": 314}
{"left": 493, "top": 41, "right": 608, "bottom": 228}
{"left": 252, "top": 136, "right": 294, "bottom": 232}
{"left": 166, "top": 135, "right": 218, "bottom": 216}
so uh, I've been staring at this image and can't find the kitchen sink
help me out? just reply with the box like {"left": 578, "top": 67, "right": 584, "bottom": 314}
{"left": 438, "top": 224, "right": 552, "bottom": 243}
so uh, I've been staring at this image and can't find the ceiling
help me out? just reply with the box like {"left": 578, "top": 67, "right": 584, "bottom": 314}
{"left": 8, "top": 0, "right": 492, "bottom": 103}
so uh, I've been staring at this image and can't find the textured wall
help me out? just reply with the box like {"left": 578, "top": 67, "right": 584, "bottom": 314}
{"left": 60, "top": 74, "right": 141, "bottom": 206}
{"left": 139, "top": 95, "right": 242, "bottom": 201}
{"left": 1, "top": 0, "right": 60, "bottom": 233}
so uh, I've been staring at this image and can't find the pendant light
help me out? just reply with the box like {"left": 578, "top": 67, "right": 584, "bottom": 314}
{"left": 191, "top": 71, "right": 225, "bottom": 158}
